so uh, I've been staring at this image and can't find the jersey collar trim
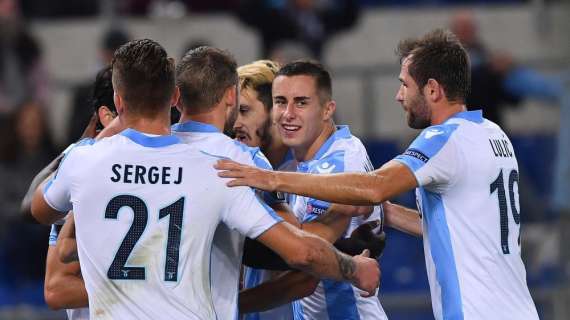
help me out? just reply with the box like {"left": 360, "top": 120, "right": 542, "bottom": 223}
{"left": 312, "top": 125, "right": 352, "bottom": 161}
{"left": 448, "top": 110, "right": 484, "bottom": 124}
{"left": 171, "top": 120, "right": 220, "bottom": 133}
{"left": 120, "top": 128, "right": 181, "bottom": 147}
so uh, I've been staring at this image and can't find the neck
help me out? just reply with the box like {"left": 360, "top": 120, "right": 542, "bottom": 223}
{"left": 264, "top": 139, "right": 290, "bottom": 168}
{"left": 121, "top": 112, "right": 171, "bottom": 135}
{"left": 179, "top": 105, "right": 225, "bottom": 132}
{"left": 293, "top": 121, "right": 336, "bottom": 162}
{"left": 431, "top": 102, "right": 467, "bottom": 125}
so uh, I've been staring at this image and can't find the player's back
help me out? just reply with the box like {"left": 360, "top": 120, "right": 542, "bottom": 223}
{"left": 172, "top": 120, "right": 277, "bottom": 319}
{"left": 45, "top": 129, "right": 268, "bottom": 319}
{"left": 398, "top": 111, "right": 538, "bottom": 320}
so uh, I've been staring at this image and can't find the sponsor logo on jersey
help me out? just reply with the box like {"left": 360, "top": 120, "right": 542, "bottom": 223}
{"left": 403, "top": 148, "right": 430, "bottom": 163}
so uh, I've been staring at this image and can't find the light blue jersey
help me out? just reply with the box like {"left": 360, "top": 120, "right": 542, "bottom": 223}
{"left": 394, "top": 110, "right": 538, "bottom": 320}
{"left": 290, "top": 126, "right": 388, "bottom": 320}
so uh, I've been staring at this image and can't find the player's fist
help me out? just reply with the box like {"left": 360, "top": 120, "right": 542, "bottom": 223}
{"left": 351, "top": 249, "right": 380, "bottom": 297}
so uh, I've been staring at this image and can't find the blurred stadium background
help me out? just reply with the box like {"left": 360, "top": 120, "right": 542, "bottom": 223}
{"left": 0, "top": 0, "right": 568, "bottom": 319}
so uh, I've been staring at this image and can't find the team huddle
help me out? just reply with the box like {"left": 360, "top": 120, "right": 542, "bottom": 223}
{"left": 23, "top": 28, "right": 539, "bottom": 320}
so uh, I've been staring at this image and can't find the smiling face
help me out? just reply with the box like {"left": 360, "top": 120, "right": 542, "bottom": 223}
{"left": 233, "top": 88, "right": 272, "bottom": 148}
{"left": 272, "top": 75, "right": 330, "bottom": 152}
{"left": 395, "top": 57, "right": 431, "bottom": 129}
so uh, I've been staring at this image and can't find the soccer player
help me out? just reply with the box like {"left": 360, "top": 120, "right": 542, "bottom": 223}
{"left": 30, "top": 39, "right": 380, "bottom": 319}
{"left": 236, "top": 60, "right": 387, "bottom": 320}
{"left": 45, "top": 66, "right": 117, "bottom": 319}
{"left": 172, "top": 48, "right": 376, "bottom": 319}
{"left": 216, "top": 29, "right": 540, "bottom": 320}
{"left": 234, "top": 59, "right": 387, "bottom": 320}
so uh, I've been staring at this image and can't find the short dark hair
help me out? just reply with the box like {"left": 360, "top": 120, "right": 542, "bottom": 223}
{"left": 396, "top": 29, "right": 470, "bottom": 103}
{"left": 176, "top": 46, "right": 238, "bottom": 113}
{"left": 91, "top": 66, "right": 116, "bottom": 130}
{"left": 276, "top": 60, "right": 332, "bottom": 103}
{"left": 91, "top": 66, "right": 116, "bottom": 114}
{"left": 111, "top": 39, "right": 175, "bottom": 116}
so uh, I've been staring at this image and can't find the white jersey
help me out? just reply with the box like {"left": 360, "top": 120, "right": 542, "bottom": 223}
{"left": 394, "top": 110, "right": 539, "bottom": 320}
{"left": 290, "top": 126, "right": 388, "bottom": 320}
{"left": 43, "top": 128, "right": 281, "bottom": 320}
{"left": 48, "top": 224, "right": 90, "bottom": 320}
{"left": 172, "top": 120, "right": 283, "bottom": 319}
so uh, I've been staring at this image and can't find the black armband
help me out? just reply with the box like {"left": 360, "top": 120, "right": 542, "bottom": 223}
{"left": 242, "top": 238, "right": 291, "bottom": 271}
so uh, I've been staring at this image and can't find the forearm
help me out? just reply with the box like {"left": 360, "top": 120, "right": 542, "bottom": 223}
{"left": 57, "top": 215, "right": 78, "bottom": 263}
{"left": 239, "top": 271, "right": 317, "bottom": 314}
{"left": 293, "top": 232, "right": 356, "bottom": 282}
{"left": 384, "top": 203, "right": 422, "bottom": 237}
{"left": 21, "top": 154, "right": 63, "bottom": 221}
{"left": 302, "top": 204, "right": 353, "bottom": 242}
{"left": 274, "top": 171, "right": 381, "bottom": 205}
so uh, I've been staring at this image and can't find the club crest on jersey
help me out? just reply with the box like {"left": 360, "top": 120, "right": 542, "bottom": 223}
{"left": 315, "top": 161, "right": 336, "bottom": 174}
{"left": 424, "top": 128, "right": 444, "bottom": 139}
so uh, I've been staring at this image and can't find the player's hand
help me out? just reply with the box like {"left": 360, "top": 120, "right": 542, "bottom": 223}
{"left": 350, "top": 249, "right": 380, "bottom": 297}
{"left": 350, "top": 220, "right": 386, "bottom": 259}
{"left": 215, "top": 159, "right": 277, "bottom": 191}
{"left": 80, "top": 112, "right": 99, "bottom": 139}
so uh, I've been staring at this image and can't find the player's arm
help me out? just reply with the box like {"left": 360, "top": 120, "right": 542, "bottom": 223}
{"left": 217, "top": 159, "right": 418, "bottom": 206}
{"left": 58, "top": 214, "right": 79, "bottom": 263}
{"left": 20, "top": 155, "right": 63, "bottom": 222}
{"left": 239, "top": 271, "right": 318, "bottom": 314}
{"left": 44, "top": 226, "right": 88, "bottom": 309}
{"left": 256, "top": 222, "right": 379, "bottom": 296}
{"left": 383, "top": 201, "right": 422, "bottom": 237}
{"left": 25, "top": 114, "right": 98, "bottom": 223}
{"left": 243, "top": 220, "right": 385, "bottom": 270}
{"left": 31, "top": 180, "right": 68, "bottom": 225}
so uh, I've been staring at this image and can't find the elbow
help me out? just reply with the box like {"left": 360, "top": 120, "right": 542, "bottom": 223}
{"left": 44, "top": 281, "right": 64, "bottom": 310}
{"left": 284, "top": 242, "right": 315, "bottom": 271}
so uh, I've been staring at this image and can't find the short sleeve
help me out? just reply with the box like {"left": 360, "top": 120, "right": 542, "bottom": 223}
{"left": 43, "top": 141, "right": 92, "bottom": 213}
{"left": 222, "top": 186, "right": 283, "bottom": 239}
{"left": 393, "top": 124, "right": 460, "bottom": 192}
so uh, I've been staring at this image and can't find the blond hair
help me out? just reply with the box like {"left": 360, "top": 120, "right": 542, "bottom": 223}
{"left": 238, "top": 60, "right": 280, "bottom": 110}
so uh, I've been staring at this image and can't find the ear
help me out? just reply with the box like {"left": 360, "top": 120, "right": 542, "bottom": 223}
{"left": 97, "top": 106, "right": 116, "bottom": 128}
{"left": 425, "top": 79, "right": 443, "bottom": 103}
{"left": 170, "top": 86, "right": 181, "bottom": 108}
{"left": 322, "top": 100, "right": 336, "bottom": 121}
{"left": 113, "top": 91, "right": 125, "bottom": 115}
{"left": 224, "top": 85, "right": 237, "bottom": 109}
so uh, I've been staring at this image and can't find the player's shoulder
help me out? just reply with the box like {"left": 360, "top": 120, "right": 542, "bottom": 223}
{"left": 412, "top": 122, "right": 461, "bottom": 151}
{"left": 314, "top": 126, "right": 369, "bottom": 171}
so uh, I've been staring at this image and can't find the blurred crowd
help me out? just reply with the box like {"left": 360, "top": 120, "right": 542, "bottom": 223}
{"left": 0, "top": 0, "right": 567, "bottom": 314}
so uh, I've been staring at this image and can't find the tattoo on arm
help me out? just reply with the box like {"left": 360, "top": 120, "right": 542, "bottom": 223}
{"left": 335, "top": 250, "right": 355, "bottom": 281}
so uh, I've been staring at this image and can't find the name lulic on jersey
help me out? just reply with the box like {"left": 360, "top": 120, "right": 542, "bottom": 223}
{"left": 488, "top": 138, "right": 513, "bottom": 158}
